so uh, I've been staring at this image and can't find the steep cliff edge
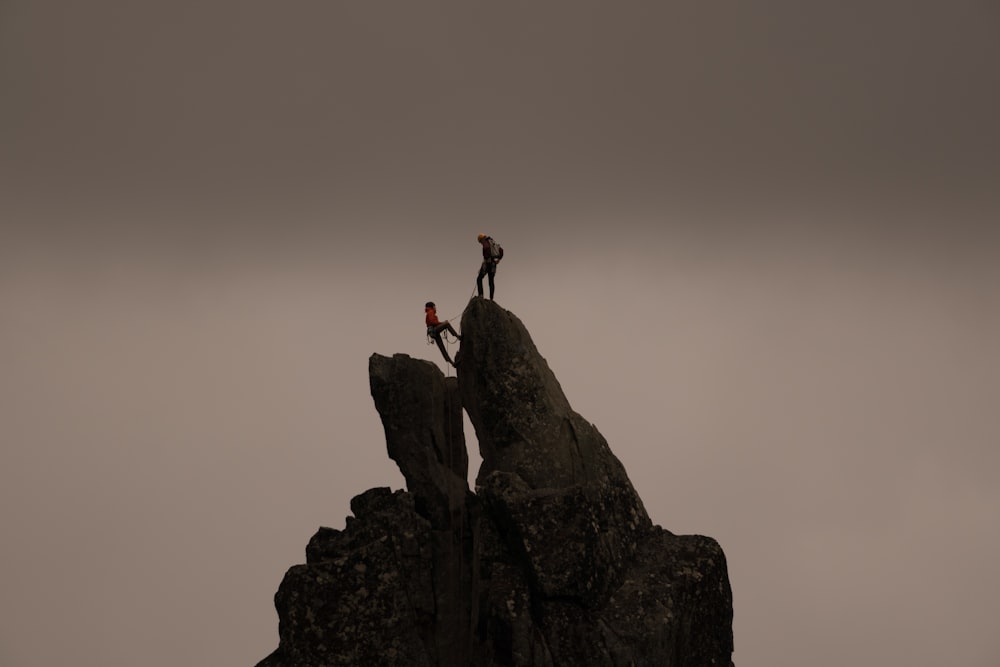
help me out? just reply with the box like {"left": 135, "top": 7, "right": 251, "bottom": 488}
{"left": 256, "top": 297, "right": 733, "bottom": 667}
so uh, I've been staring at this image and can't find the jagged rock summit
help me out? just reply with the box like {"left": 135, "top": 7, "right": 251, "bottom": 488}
{"left": 257, "top": 297, "right": 734, "bottom": 667}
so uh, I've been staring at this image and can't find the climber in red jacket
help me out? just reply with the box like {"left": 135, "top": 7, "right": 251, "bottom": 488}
{"left": 425, "top": 301, "right": 461, "bottom": 367}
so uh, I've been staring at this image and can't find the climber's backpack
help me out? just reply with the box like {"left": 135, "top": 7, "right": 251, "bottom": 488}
{"left": 488, "top": 237, "right": 504, "bottom": 261}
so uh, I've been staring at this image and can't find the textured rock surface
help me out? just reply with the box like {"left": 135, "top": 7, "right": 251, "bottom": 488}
{"left": 257, "top": 298, "right": 734, "bottom": 666}
{"left": 369, "top": 354, "right": 468, "bottom": 529}
{"left": 458, "top": 297, "right": 651, "bottom": 606}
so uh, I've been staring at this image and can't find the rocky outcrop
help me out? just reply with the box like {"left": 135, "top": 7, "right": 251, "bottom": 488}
{"left": 257, "top": 297, "right": 734, "bottom": 667}
{"left": 458, "top": 297, "right": 651, "bottom": 609}
{"left": 369, "top": 354, "right": 468, "bottom": 530}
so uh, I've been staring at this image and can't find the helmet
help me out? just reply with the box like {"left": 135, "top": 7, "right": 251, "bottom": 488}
{"left": 425, "top": 301, "right": 435, "bottom": 308}
{"left": 477, "top": 233, "right": 486, "bottom": 242}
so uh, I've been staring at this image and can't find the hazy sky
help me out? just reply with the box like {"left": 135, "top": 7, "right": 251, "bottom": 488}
{"left": 2, "top": 2, "right": 999, "bottom": 666}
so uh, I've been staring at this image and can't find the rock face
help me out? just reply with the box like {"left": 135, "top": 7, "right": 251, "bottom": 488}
{"left": 256, "top": 298, "right": 734, "bottom": 667}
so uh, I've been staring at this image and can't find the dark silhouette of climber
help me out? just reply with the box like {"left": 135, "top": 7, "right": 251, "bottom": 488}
{"left": 425, "top": 301, "right": 461, "bottom": 367}
{"left": 476, "top": 233, "right": 504, "bottom": 300}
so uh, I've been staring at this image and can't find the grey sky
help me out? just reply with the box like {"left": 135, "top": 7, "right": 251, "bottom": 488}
{"left": 2, "top": 2, "right": 999, "bottom": 666}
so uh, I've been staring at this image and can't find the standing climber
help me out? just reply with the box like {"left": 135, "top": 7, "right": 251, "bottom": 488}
{"left": 425, "top": 301, "right": 461, "bottom": 367}
{"left": 476, "top": 233, "right": 503, "bottom": 300}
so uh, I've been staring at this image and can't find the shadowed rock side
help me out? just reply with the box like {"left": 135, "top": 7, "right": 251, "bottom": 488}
{"left": 257, "top": 298, "right": 734, "bottom": 667}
